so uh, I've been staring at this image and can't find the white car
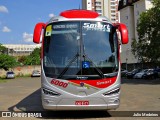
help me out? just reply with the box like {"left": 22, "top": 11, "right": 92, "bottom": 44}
{"left": 31, "top": 70, "right": 41, "bottom": 77}
{"left": 133, "top": 69, "right": 149, "bottom": 79}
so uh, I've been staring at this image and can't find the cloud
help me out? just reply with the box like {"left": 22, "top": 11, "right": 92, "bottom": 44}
{"left": 49, "top": 13, "right": 54, "bottom": 18}
{"left": 23, "top": 32, "right": 33, "bottom": 42}
{"left": 2, "top": 26, "right": 11, "bottom": 32}
{"left": 0, "top": 5, "right": 9, "bottom": 13}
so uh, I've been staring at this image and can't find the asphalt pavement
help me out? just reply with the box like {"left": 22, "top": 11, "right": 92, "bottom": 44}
{"left": 0, "top": 77, "right": 160, "bottom": 120}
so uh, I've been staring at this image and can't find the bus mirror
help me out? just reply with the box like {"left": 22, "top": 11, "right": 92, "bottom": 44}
{"left": 33, "top": 23, "right": 46, "bottom": 44}
{"left": 114, "top": 23, "right": 128, "bottom": 44}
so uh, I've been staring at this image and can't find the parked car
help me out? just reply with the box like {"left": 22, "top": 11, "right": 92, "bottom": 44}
{"left": 126, "top": 69, "right": 141, "bottom": 79}
{"left": 121, "top": 69, "right": 128, "bottom": 77}
{"left": 31, "top": 70, "right": 41, "bottom": 77}
{"left": 133, "top": 69, "right": 149, "bottom": 79}
{"left": 6, "top": 71, "right": 15, "bottom": 79}
{"left": 155, "top": 68, "right": 160, "bottom": 78}
{"left": 142, "top": 69, "right": 158, "bottom": 79}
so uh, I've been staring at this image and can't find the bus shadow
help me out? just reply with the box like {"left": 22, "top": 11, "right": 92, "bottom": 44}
{"left": 8, "top": 88, "right": 112, "bottom": 119}
{"left": 8, "top": 88, "right": 44, "bottom": 111}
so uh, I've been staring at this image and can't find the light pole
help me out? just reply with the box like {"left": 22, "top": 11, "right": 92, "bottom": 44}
{"left": 126, "top": 48, "right": 129, "bottom": 70}
{"left": 126, "top": 58, "right": 128, "bottom": 70}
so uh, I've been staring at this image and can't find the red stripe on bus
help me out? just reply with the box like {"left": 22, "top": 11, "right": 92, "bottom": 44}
{"left": 69, "top": 76, "right": 117, "bottom": 88}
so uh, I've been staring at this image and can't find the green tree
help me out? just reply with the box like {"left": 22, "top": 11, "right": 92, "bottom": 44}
{"left": 17, "top": 56, "right": 27, "bottom": 65}
{"left": 0, "top": 54, "right": 18, "bottom": 71}
{"left": 0, "top": 43, "right": 7, "bottom": 54}
{"left": 131, "top": 0, "right": 160, "bottom": 63}
{"left": 24, "top": 48, "right": 41, "bottom": 65}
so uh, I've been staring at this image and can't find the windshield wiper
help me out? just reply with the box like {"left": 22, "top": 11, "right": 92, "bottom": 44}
{"left": 57, "top": 53, "right": 79, "bottom": 79}
{"left": 82, "top": 54, "right": 105, "bottom": 79}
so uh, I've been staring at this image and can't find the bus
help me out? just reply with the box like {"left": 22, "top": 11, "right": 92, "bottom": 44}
{"left": 33, "top": 9, "right": 128, "bottom": 110}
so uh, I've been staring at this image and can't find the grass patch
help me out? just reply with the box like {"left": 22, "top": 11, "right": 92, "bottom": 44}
{"left": 0, "top": 74, "right": 32, "bottom": 83}
{"left": 0, "top": 75, "right": 7, "bottom": 83}
{"left": 0, "top": 78, "right": 7, "bottom": 83}
{"left": 16, "top": 74, "right": 31, "bottom": 77}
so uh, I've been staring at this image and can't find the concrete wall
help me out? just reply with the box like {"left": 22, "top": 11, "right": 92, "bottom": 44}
{"left": 119, "top": 6, "right": 138, "bottom": 64}
{"left": 134, "top": 0, "right": 153, "bottom": 40}
{"left": 0, "top": 65, "right": 41, "bottom": 77}
{"left": 134, "top": 0, "right": 146, "bottom": 40}
{"left": 119, "top": 0, "right": 153, "bottom": 64}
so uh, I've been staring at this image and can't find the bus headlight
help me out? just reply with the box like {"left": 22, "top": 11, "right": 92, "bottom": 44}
{"left": 42, "top": 88, "right": 61, "bottom": 96}
{"left": 103, "top": 87, "right": 120, "bottom": 96}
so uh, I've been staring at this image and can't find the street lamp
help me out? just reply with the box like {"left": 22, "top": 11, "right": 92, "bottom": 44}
{"left": 126, "top": 58, "right": 128, "bottom": 70}
{"left": 126, "top": 48, "right": 129, "bottom": 70}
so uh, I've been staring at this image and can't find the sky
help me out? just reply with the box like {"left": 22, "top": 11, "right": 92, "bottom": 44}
{"left": 0, "top": 0, "right": 81, "bottom": 44}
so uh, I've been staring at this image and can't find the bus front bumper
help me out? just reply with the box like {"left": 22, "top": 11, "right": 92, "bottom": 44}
{"left": 42, "top": 97, "right": 120, "bottom": 111}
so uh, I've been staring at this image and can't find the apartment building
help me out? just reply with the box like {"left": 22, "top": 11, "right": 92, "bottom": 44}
{"left": 82, "top": 0, "right": 119, "bottom": 23}
{"left": 3, "top": 44, "right": 41, "bottom": 56}
{"left": 118, "top": 0, "right": 153, "bottom": 63}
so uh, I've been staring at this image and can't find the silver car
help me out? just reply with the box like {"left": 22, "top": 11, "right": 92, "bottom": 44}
{"left": 31, "top": 70, "right": 41, "bottom": 77}
{"left": 133, "top": 69, "right": 149, "bottom": 79}
{"left": 6, "top": 71, "right": 15, "bottom": 79}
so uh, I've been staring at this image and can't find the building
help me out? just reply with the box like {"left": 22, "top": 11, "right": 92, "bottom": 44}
{"left": 82, "top": 0, "right": 119, "bottom": 23}
{"left": 3, "top": 44, "right": 41, "bottom": 56}
{"left": 118, "top": 0, "right": 153, "bottom": 63}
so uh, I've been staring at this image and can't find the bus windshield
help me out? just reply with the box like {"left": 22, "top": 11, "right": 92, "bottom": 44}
{"left": 43, "top": 21, "right": 119, "bottom": 79}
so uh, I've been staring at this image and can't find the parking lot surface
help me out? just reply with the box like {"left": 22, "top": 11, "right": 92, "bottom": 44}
{"left": 0, "top": 77, "right": 160, "bottom": 120}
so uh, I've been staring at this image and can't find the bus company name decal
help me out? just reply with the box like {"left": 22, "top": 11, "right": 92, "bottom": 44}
{"left": 97, "top": 79, "right": 112, "bottom": 86}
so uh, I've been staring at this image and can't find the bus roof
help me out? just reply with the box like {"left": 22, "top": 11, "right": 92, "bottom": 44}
{"left": 48, "top": 9, "right": 112, "bottom": 24}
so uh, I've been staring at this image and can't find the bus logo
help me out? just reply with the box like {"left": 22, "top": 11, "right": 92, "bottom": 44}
{"left": 80, "top": 82, "right": 84, "bottom": 87}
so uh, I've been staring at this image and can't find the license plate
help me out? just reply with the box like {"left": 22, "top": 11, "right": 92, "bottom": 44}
{"left": 75, "top": 101, "right": 89, "bottom": 105}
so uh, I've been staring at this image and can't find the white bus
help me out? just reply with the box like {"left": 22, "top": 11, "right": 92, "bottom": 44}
{"left": 33, "top": 9, "right": 128, "bottom": 110}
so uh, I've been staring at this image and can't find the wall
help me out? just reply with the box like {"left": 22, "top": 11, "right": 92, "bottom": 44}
{"left": 120, "top": 6, "right": 138, "bottom": 64}
{"left": 119, "top": 0, "right": 153, "bottom": 64}
{"left": 134, "top": 0, "right": 146, "bottom": 40}
{"left": 0, "top": 65, "right": 41, "bottom": 77}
